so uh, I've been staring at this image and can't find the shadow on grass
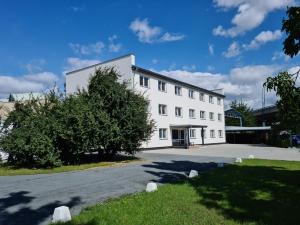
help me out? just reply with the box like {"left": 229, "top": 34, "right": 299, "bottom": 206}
{"left": 0, "top": 191, "right": 82, "bottom": 225}
{"left": 144, "top": 160, "right": 300, "bottom": 225}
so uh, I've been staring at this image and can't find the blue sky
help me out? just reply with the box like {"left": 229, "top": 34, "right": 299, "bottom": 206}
{"left": 0, "top": 0, "right": 299, "bottom": 108}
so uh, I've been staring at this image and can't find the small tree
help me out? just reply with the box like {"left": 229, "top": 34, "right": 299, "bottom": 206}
{"left": 227, "top": 100, "right": 256, "bottom": 127}
{"left": 264, "top": 71, "right": 300, "bottom": 134}
{"left": 8, "top": 93, "right": 15, "bottom": 102}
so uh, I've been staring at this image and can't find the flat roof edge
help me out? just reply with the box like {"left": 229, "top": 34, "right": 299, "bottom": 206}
{"left": 66, "top": 53, "right": 135, "bottom": 75}
{"left": 132, "top": 65, "right": 225, "bottom": 98}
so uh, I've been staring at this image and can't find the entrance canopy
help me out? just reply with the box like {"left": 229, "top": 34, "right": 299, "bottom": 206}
{"left": 170, "top": 124, "right": 207, "bottom": 129}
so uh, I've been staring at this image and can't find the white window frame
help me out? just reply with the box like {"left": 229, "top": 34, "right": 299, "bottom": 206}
{"left": 175, "top": 86, "right": 182, "bottom": 96}
{"left": 218, "top": 130, "right": 223, "bottom": 138}
{"left": 175, "top": 107, "right": 182, "bottom": 117}
{"left": 188, "top": 90, "right": 194, "bottom": 99}
{"left": 158, "top": 80, "right": 166, "bottom": 92}
{"left": 158, "top": 104, "right": 167, "bottom": 116}
{"left": 209, "top": 112, "right": 214, "bottom": 121}
{"left": 209, "top": 95, "right": 214, "bottom": 104}
{"left": 140, "top": 75, "right": 149, "bottom": 88}
{"left": 200, "top": 111, "right": 206, "bottom": 120}
{"left": 189, "top": 129, "right": 196, "bottom": 139}
{"left": 189, "top": 109, "right": 195, "bottom": 119}
{"left": 210, "top": 130, "right": 215, "bottom": 138}
{"left": 199, "top": 93, "right": 205, "bottom": 102}
{"left": 159, "top": 128, "right": 168, "bottom": 140}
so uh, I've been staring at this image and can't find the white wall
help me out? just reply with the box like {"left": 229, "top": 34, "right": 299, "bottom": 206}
{"left": 65, "top": 54, "right": 226, "bottom": 148}
{"left": 133, "top": 71, "right": 226, "bottom": 148}
{"left": 66, "top": 54, "right": 135, "bottom": 94}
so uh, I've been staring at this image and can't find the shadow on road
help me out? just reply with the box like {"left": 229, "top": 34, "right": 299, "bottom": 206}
{"left": 0, "top": 191, "right": 82, "bottom": 225}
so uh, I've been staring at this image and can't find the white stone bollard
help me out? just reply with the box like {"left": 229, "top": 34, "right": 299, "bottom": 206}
{"left": 52, "top": 206, "right": 72, "bottom": 223}
{"left": 146, "top": 182, "right": 158, "bottom": 192}
{"left": 235, "top": 157, "right": 243, "bottom": 163}
{"left": 248, "top": 155, "right": 255, "bottom": 159}
{"left": 188, "top": 170, "right": 198, "bottom": 178}
{"left": 217, "top": 162, "right": 224, "bottom": 168}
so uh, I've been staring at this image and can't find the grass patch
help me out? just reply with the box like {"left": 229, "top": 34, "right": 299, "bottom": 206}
{"left": 54, "top": 159, "right": 300, "bottom": 225}
{"left": 0, "top": 155, "right": 139, "bottom": 176}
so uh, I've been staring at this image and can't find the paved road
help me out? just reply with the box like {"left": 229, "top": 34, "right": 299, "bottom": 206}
{"left": 146, "top": 144, "right": 300, "bottom": 161}
{"left": 0, "top": 153, "right": 231, "bottom": 225}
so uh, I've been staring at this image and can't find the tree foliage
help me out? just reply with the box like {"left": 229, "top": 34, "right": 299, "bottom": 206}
{"left": 226, "top": 100, "right": 256, "bottom": 127}
{"left": 282, "top": 6, "right": 300, "bottom": 58}
{"left": 0, "top": 68, "right": 154, "bottom": 167}
{"left": 264, "top": 71, "right": 300, "bottom": 134}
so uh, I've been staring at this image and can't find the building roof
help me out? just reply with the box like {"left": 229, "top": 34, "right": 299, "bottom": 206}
{"left": 253, "top": 105, "right": 278, "bottom": 116}
{"left": 225, "top": 108, "right": 242, "bottom": 118}
{"left": 225, "top": 126, "right": 271, "bottom": 131}
{"left": 132, "top": 65, "right": 225, "bottom": 98}
{"left": 170, "top": 124, "right": 208, "bottom": 128}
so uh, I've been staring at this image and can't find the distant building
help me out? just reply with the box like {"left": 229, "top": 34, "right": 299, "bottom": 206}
{"left": 66, "top": 54, "right": 226, "bottom": 148}
{"left": 253, "top": 105, "right": 278, "bottom": 126}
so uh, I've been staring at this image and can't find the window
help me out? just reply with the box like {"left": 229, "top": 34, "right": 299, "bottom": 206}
{"left": 158, "top": 104, "right": 167, "bottom": 115}
{"left": 175, "top": 86, "right": 182, "bottom": 96}
{"left": 140, "top": 75, "right": 149, "bottom": 87}
{"left": 189, "top": 129, "right": 196, "bottom": 139}
{"left": 159, "top": 128, "right": 167, "bottom": 139}
{"left": 202, "top": 129, "right": 207, "bottom": 139}
{"left": 175, "top": 107, "right": 182, "bottom": 117}
{"left": 217, "top": 98, "right": 221, "bottom": 105}
{"left": 218, "top": 113, "right": 222, "bottom": 121}
{"left": 210, "top": 130, "right": 215, "bottom": 138}
{"left": 209, "top": 112, "right": 214, "bottom": 120}
{"left": 199, "top": 93, "right": 205, "bottom": 101}
{"left": 189, "top": 109, "right": 195, "bottom": 118}
{"left": 218, "top": 130, "right": 223, "bottom": 138}
{"left": 200, "top": 111, "right": 206, "bottom": 119}
{"left": 188, "top": 90, "right": 194, "bottom": 99}
{"left": 209, "top": 95, "right": 214, "bottom": 104}
{"left": 158, "top": 81, "right": 166, "bottom": 92}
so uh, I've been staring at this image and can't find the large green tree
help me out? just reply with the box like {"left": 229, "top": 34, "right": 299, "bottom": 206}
{"left": 282, "top": 6, "right": 300, "bottom": 58}
{"left": 264, "top": 6, "right": 300, "bottom": 134}
{"left": 0, "top": 68, "right": 154, "bottom": 167}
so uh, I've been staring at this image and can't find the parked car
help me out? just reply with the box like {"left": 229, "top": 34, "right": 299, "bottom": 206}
{"left": 292, "top": 135, "right": 300, "bottom": 146}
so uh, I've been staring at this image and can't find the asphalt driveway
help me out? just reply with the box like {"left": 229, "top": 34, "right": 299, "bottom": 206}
{"left": 146, "top": 144, "right": 300, "bottom": 161}
{"left": 0, "top": 153, "right": 231, "bottom": 225}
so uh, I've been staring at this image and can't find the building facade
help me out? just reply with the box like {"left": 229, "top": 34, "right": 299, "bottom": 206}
{"left": 66, "top": 54, "right": 226, "bottom": 148}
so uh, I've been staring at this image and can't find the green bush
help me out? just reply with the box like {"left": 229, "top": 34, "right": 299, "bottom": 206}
{"left": 0, "top": 68, "right": 154, "bottom": 168}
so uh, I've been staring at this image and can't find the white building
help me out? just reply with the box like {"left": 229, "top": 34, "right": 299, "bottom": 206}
{"left": 66, "top": 54, "right": 226, "bottom": 148}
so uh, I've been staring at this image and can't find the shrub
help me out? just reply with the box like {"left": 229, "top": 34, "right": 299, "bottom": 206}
{"left": 0, "top": 68, "right": 154, "bottom": 168}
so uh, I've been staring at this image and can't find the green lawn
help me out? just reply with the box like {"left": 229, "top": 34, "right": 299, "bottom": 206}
{"left": 0, "top": 156, "right": 138, "bottom": 176}
{"left": 55, "top": 159, "right": 300, "bottom": 225}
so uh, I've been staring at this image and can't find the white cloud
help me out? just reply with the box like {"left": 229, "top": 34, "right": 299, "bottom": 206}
{"left": 213, "top": 0, "right": 294, "bottom": 37}
{"left": 159, "top": 32, "right": 185, "bottom": 42}
{"left": 152, "top": 59, "right": 158, "bottom": 64}
{"left": 65, "top": 57, "right": 101, "bottom": 72}
{"left": 157, "top": 64, "right": 281, "bottom": 108}
{"left": 223, "top": 41, "right": 241, "bottom": 58}
{"left": 182, "top": 64, "right": 197, "bottom": 71}
{"left": 69, "top": 41, "right": 105, "bottom": 55}
{"left": 244, "top": 30, "right": 282, "bottom": 49}
{"left": 0, "top": 72, "right": 59, "bottom": 98}
{"left": 129, "top": 18, "right": 185, "bottom": 43}
{"left": 69, "top": 6, "right": 85, "bottom": 12}
{"left": 208, "top": 43, "right": 214, "bottom": 55}
{"left": 108, "top": 35, "right": 122, "bottom": 53}
{"left": 272, "top": 51, "right": 290, "bottom": 61}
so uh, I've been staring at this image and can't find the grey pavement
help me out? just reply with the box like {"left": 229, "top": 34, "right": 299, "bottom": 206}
{"left": 0, "top": 152, "right": 231, "bottom": 225}
{"left": 146, "top": 144, "right": 300, "bottom": 161}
